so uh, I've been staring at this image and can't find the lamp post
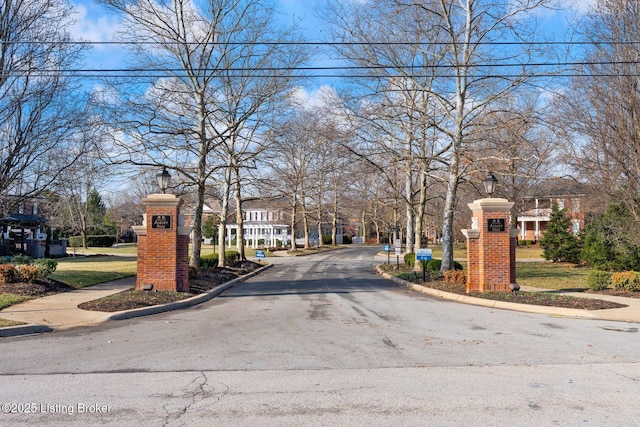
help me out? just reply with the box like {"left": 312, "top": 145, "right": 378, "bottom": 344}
{"left": 483, "top": 171, "right": 498, "bottom": 197}
{"left": 156, "top": 167, "right": 171, "bottom": 194}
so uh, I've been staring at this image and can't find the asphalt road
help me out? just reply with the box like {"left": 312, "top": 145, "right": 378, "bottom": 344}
{"left": 1, "top": 246, "right": 639, "bottom": 426}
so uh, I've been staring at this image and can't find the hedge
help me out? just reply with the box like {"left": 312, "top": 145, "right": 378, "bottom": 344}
{"left": 200, "top": 251, "right": 241, "bottom": 269}
{"left": 68, "top": 235, "right": 116, "bottom": 248}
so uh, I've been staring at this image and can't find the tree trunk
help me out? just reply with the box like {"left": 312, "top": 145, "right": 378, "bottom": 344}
{"left": 289, "top": 197, "right": 297, "bottom": 251}
{"left": 234, "top": 166, "right": 246, "bottom": 260}
{"left": 217, "top": 163, "right": 232, "bottom": 267}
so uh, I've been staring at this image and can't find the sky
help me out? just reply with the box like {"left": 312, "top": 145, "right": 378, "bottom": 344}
{"left": 65, "top": 0, "right": 595, "bottom": 197}
{"left": 68, "top": 0, "right": 596, "bottom": 93}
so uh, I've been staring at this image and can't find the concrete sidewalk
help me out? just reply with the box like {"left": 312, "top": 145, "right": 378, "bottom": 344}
{"left": 0, "top": 264, "right": 274, "bottom": 337}
{"left": 0, "top": 277, "right": 134, "bottom": 336}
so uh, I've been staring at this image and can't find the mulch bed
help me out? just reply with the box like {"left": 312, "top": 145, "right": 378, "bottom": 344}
{"left": 78, "top": 261, "right": 263, "bottom": 312}
{"left": 2, "top": 261, "right": 634, "bottom": 314}
{"left": 0, "top": 278, "right": 74, "bottom": 297}
{"left": 379, "top": 265, "right": 630, "bottom": 311}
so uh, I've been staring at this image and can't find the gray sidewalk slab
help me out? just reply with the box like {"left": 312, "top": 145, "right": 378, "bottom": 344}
{"left": 0, "top": 277, "right": 134, "bottom": 335}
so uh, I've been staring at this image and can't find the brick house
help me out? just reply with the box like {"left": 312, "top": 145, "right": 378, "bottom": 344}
{"left": 515, "top": 183, "right": 586, "bottom": 242}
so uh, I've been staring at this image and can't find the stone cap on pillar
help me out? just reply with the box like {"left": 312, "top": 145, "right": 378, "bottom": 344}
{"left": 132, "top": 225, "right": 146, "bottom": 237}
{"left": 461, "top": 229, "right": 480, "bottom": 239}
{"left": 467, "top": 198, "right": 514, "bottom": 213}
{"left": 142, "top": 193, "right": 183, "bottom": 208}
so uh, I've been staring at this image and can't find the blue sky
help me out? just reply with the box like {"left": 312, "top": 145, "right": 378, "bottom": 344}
{"left": 67, "top": 0, "right": 595, "bottom": 99}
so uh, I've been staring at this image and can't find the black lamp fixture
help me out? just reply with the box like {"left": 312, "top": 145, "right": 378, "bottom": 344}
{"left": 483, "top": 171, "right": 498, "bottom": 197}
{"left": 156, "top": 167, "right": 171, "bottom": 194}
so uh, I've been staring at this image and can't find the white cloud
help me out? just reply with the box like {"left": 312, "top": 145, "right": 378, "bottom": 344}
{"left": 290, "top": 85, "right": 339, "bottom": 110}
{"left": 561, "top": 0, "right": 596, "bottom": 14}
{"left": 70, "top": 3, "right": 122, "bottom": 44}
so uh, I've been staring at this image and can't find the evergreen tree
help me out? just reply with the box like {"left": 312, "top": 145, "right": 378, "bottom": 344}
{"left": 581, "top": 204, "right": 640, "bottom": 271}
{"left": 86, "top": 189, "right": 107, "bottom": 234}
{"left": 540, "top": 203, "right": 582, "bottom": 263}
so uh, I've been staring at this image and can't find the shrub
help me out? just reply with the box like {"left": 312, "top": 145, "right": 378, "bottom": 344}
{"left": 11, "top": 254, "right": 32, "bottom": 265}
{"left": 0, "top": 264, "right": 16, "bottom": 283}
{"left": 67, "top": 235, "right": 116, "bottom": 248}
{"left": 444, "top": 270, "right": 466, "bottom": 285}
{"left": 424, "top": 259, "right": 462, "bottom": 272}
{"left": 33, "top": 259, "right": 58, "bottom": 278}
{"left": 200, "top": 253, "right": 219, "bottom": 269}
{"left": 343, "top": 235, "right": 352, "bottom": 244}
{"left": 586, "top": 270, "right": 612, "bottom": 291}
{"left": 225, "top": 251, "right": 240, "bottom": 264}
{"left": 200, "top": 251, "right": 240, "bottom": 269}
{"left": 426, "top": 259, "right": 441, "bottom": 272}
{"left": 611, "top": 271, "right": 640, "bottom": 292}
{"left": 404, "top": 253, "right": 415, "bottom": 267}
{"left": 16, "top": 265, "right": 39, "bottom": 282}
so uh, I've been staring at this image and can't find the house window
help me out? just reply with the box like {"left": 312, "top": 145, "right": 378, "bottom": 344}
{"left": 572, "top": 199, "right": 580, "bottom": 213}
{"left": 557, "top": 199, "right": 564, "bottom": 210}
{"left": 572, "top": 219, "right": 580, "bottom": 234}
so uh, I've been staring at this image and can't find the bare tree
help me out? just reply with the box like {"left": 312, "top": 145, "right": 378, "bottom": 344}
{"left": 97, "top": 0, "right": 306, "bottom": 268}
{"left": 558, "top": 0, "right": 640, "bottom": 219}
{"left": 324, "top": 0, "right": 559, "bottom": 270}
{"left": 0, "top": 0, "right": 88, "bottom": 213}
{"left": 266, "top": 107, "right": 319, "bottom": 250}
{"left": 476, "top": 94, "right": 558, "bottom": 227}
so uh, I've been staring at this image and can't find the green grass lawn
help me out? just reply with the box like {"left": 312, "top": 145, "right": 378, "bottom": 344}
{"left": 0, "top": 294, "right": 32, "bottom": 310}
{"left": 50, "top": 256, "right": 137, "bottom": 288}
{"left": 516, "top": 262, "right": 590, "bottom": 291}
{"left": 69, "top": 243, "right": 138, "bottom": 256}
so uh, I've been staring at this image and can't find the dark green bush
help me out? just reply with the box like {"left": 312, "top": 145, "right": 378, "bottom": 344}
{"left": 424, "top": 259, "right": 463, "bottom": 272}
{"left": 11, "top": 255, "right": 31, "bottom": 265}
{"left": 67, "top": 235, "right": 116, "bottom": 248}
{"left": 586, "top": 270, "right": 612, "bottom": 291}
{"left": 200, "top": 251, "right": 240, "bottom": 269}
{"left": 426, "top": 259, "right": 441, "bottom": 272}
{"left": 200, "top": 253, "right": 219, "bottom": 269}
{"left": 404, "top": 253, "right": 415, "bottom": 267}
{"left": 581, "top": 205, "right": 640, "bottom": 271}
{"left": 343, "top": 235, "right": 352, "bottom": 244}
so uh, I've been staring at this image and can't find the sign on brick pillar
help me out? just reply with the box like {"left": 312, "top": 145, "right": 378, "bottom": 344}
{"left": 132, "top": 193, "right": 193, "bottom": 292}
{"left": 461, "top": 198, "right": 516, "bottom": 293}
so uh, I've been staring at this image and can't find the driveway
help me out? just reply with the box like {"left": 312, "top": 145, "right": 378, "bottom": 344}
{"left": 1, "top": 246, "right": 638, "bottom": 426}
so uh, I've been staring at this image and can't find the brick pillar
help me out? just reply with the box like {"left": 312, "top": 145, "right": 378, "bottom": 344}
{"left": 461, "top": 198, "right": 516, "bottom": 293}
{"left": 132, "top": 194, "right": 193, "bottom": 292}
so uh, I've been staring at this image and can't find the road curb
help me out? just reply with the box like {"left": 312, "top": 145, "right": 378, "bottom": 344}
{"left": 0, "top": 263, "right": 273, "bottom": 337}
{"left": 375, "top": 265, "right": 601, "bottom": 319}
{"left": 105, "top": 263, "right": 273, "bottom": 321}
{"left": 0, "top": 324, "right": 54, "bottom": 337}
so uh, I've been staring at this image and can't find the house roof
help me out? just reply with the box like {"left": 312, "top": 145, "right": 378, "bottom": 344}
{"left": 521, "top": 179, "right": 588, "bottom": 199}
{"left": 0, "top": 214, "right": 46, "bottom": 226}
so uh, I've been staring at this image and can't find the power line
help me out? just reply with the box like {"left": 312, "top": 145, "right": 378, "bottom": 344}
{"left": 3, "top": 40, "right": 640, "bottom": 46}
{"left": 3, "top": 60, "right": 640, "bottom": 79}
